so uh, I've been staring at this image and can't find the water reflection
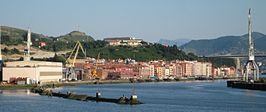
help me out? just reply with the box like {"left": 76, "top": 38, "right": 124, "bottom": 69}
{"left": 0, "top": 89, "right": 36, "bottom": 95}
{"left": 1, "top": 81, "right": 266, "bottom": 112}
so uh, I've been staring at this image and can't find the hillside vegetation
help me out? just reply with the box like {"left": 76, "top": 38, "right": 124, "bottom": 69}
{"left": 84, "top": 41, "right": 198, "bottom": 61}
{"left": 0, "top": 26, "right": 94, "bottom": 51}
{"left": 180, "top": 32, "right": 266, "bottom": 56}
{"left": 0, "top": 26, "right": 235, "bottom": 67}
{"left": 0, "top": 26, "right": 199, "bottom": 61}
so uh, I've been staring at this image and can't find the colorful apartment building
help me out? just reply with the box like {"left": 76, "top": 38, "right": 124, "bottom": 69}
{"left": 154, "top": 65, "right": 165, "bottom": 79}
{"left": 192, "top": 62, "right": 212, "bottom": 77}
{"left": 183, "top": 61, "right": 193, "bottom": 77}
{"left": 73, "top": 59, "right": 221, "bottom": 80}
{"left": 138, "top": 64, "right": 150, "bottom": 79}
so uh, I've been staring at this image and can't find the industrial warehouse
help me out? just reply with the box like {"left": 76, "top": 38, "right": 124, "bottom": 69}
{"left": 0, "top": 29, "right": 63, "bottom": 84}
{"left": 3, "top": 61, "right": 63, "bottom": 84}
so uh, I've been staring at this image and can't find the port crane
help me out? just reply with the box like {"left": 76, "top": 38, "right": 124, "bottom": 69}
{"left": 91, "top": 53, "right": 100, "bottom": 79}
{"left": 65, "top": 41, "right": 86, "bottom": 80}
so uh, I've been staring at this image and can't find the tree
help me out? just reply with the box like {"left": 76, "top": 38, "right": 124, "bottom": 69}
{"left": 2, "top": 47, "right": 9, "bottom": 55}
{"left": 11, "top": 48, "right": 20, "bottom": 54}
{"left": 52, "top": 54, "right": 66, "bottom": 64}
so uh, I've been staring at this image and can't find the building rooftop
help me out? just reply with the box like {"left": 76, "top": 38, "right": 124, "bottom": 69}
{"left": 104, "top": 37, "right": 133, "bottom": 40}
{"left": 5, "top": 61, "right": 63, "bottom": 67}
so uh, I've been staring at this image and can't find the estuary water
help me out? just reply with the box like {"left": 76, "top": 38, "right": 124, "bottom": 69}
{"left": 1, "top": 80, "right": 266, "bottom": 112}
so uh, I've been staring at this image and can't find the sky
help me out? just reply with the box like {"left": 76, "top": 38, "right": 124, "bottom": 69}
{"left": 0, "top": 0, "right": 266, "bottom": 42}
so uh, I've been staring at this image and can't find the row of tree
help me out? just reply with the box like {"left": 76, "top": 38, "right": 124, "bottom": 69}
{"left": 1, "top": 47, "right": 21, "bottom": 55}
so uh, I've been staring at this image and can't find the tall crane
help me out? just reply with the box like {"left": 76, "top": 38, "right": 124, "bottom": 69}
{"left": 243, "top": 8, "right": 260, "bottom": 82}
{"left": 91, "top": 53, "right": 100, "bottom": 79}
{"left": 65, "top": 41, "right": 86, "bottom": 80}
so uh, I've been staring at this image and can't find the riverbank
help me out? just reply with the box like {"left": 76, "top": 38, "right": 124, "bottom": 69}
{"left": 2, "top": 80, "right": 266, "bottom": 112}
{"left": 0, "top": 77, "right": 235, "bottom": 90}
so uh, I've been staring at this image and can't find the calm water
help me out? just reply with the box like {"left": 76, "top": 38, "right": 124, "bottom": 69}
{"left": 1, "top": 80, "right": 266, "bottom": 112}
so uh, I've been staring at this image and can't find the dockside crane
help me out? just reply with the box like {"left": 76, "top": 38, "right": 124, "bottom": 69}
{"left": 65, "top": 41, "right": 86, "bottom": 81}
{"left": 91, "top": 53, "right": 100, "bottom": 79}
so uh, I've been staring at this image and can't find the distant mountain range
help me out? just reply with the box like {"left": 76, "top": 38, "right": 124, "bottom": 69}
{"left": 180, "top": 32, "right": 266, "bottom": 56}
{"left": 158, "top": 39, "right": 191, "bottom": 47}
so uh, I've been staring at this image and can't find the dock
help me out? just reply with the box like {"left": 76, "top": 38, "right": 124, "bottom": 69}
{"left": 227, "top": 80, "right": 266, "bottom": 91}
{"left": 30, "top": 87, "right": 142, "bottom": 105}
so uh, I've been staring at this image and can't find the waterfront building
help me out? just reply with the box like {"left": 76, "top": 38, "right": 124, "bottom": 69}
{"left": 138, "top": 63, "right": 151, "bottom": 79}
{"left": 175, "top": 63, "right": 184, "bottom": 77}
{"left": 105, "top": 63, "right": 138, "bottom": 79}
{"left": 164, "top": 68, "right": 170, "bottom": 78}
{"left": 219, "top": 66, "right": 236, "bottom": 77}
{"left": 183, "top": 61, "right": 193, "bottom": 77}
{"left": 212, "top": 67, "right": 220, "bottom": 77}
{"left": 149, "top": 64, "right": 155, "bottom": 78}
{"left": 212, "top": 66, "right": 236, "bottom": 77}
{"left": 3, "top": 61, "right": 63, "bottom": 84}
{"left": 205, "top": 62, "right": 212, "bottom": 77}
{"left": 95, "top": 69, "right": 108, "bottom": 79}
{"left": 154, "top": 65, "right": 165, "bottom": 79}
{"left": 192, "top": 62, "right": 202, "bottom": 76}
{"left": 169, "top": 64, "right": 177, "bottom": 76}
{"left": 192, "top": 62, "right": 212, "bottom": 77}
{"left": 164, "top": 64, "right": 177, "bottom": 78}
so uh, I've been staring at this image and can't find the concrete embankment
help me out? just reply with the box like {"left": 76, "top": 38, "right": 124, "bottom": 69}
{"left": 30, "top": 86, "right": 142, "bottom": 105}
{"left": 1, "top": 77, "right": 233, "bottom": 90}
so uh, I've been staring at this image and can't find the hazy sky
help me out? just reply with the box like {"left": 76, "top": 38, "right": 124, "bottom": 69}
{"left": 1, "top": 0, "right": 265, "bottom": 42}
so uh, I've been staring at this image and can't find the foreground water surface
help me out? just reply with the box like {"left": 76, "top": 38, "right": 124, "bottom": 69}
{"left": 1, "top": 80, "right": 266, "bottom": 112}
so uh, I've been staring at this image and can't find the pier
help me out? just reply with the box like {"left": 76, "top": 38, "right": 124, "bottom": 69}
{"left": 227, "top": 80, "right": 266, "bottom": 91}
{"left": 30, "top": 86, "right": 142, "bottom": 105}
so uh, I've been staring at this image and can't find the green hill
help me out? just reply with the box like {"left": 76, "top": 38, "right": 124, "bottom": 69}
{"left": 84, "top": 41, "right": 198, "bottom": 61}
{"left": 180, "top": 32, "right": 266, "bottom": 56}
{"left": 0, "top": 26, "right": 94, "bottom": 51}
{"left": 56, "top": 31, "right": 94, "bottom": 42}
{"left": 0, "top": 26, "right": 51, "bottom": 45}
{"left": 0, "top": 26, "right": 94, "bottom": 44}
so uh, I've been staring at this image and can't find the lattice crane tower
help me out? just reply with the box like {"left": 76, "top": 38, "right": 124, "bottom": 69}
{"left": 243, "top": 8, "right": 260, "bottom": 82}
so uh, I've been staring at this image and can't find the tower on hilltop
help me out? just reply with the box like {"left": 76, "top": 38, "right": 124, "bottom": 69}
{"left": 24, "top": 28, "right": 32, "bottom": 61}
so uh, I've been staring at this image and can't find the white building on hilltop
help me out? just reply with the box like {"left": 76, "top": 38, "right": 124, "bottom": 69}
{"left": 104, "top": 37, "right": 143, "bottom": 46}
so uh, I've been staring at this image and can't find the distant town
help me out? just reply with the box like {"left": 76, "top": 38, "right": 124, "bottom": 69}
{"left": 74, "top": 58, "right": 235, "bottom": 80}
